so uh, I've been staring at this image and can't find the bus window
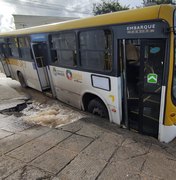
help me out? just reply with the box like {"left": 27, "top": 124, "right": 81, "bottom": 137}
{"left": 18, "top": 37, "right": 33, "bottom": 61}
{"left": 0, "top": 39, "right": 7, "bottom": 58}
{"left": 50, "top": 49, "right": 58, "bottom": 64}
{"left": 79, "top": 29, "right": 112, "bottom": 71}
{"left": 125, "top": 40, "right": 140, "bottom": 99}
{"left": 2, "top": 43, "right": 9, "bottom": 58}
{"left": 51, "top": 32, "right": 76, "bottom": 67}
{"left": 8, "top": 37, "right": 19, "bottom": 58}
{"left": 0, "top": 44, "right": 4, "bottom": 58}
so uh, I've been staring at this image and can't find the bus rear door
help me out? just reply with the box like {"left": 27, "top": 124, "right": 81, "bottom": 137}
{"left": 31, "top": 42, "right": 50, "bottom": 90}
{"left": 30, "top": 34, "right": 51, "bottom": 91}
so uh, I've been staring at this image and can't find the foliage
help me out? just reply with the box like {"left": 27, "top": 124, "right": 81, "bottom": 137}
{"left": 143, "top": 0, "right": 175, "bottom": 6}
{"left": 93, "top": 0, "right": 129, "bottom": 15}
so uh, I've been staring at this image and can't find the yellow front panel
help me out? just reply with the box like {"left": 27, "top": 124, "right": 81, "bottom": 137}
{"left": 160, "top": 6, "right": 176, "bottom": 126}
{"left": 164, "top": 35, "right": 175, "bottom": 126}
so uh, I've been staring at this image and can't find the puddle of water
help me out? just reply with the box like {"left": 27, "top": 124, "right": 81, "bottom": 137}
{"left": 22, "top": 103, "right": 86, "bottom": 128}
{"left": 0, "top": 95, "right": 86, "bottom": 128}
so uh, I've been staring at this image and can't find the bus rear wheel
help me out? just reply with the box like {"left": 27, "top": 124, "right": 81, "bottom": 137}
{"left": 18, "top": 72, "right": 27, "bottom": 88}
{"left": 87, "top": 98, "right": 109, "bottom": 119}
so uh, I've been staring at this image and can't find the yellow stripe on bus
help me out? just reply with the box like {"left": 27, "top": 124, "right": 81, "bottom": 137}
{"left": 7, "top": 58, "right": 25, "bottom": 67}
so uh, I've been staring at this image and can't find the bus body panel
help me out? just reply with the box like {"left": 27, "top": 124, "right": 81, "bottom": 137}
{"left": 164, "top": 34, "right": 176, "bottom": 126}
{"left": 157, "top": 6, "right": 176, "bottom": 143}
{"left": 158, "top": 86, "right": 176, "bottom": 143}
{"left": 159, "top": 124, "right": 176, "bottom": 143}
{"left": 0, "top": 61, "right": 5, "bottom": 74}
{"left": 22, "top": 60, "right": 42, "bottom": 91}
{"left": 0, "top": 55, "right": 11, "bottom": 77}
{"left": 49, "top": 66, "right": 122, "bottom": 124}
{"left": 157, "top": 5, "right": 176, "bottom": 127}
{"left": 7, "top": 58, "right": 42, "bottom": 91}
{"left": 7, "top": 58, "right": 25, "bottom": 80}
{"left": 157, "top": 6, "right": 176, "bottom": 142}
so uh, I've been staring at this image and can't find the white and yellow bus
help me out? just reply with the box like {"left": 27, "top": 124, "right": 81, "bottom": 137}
{"left": 0, "top": 4, "right": 176, "bottom": 142}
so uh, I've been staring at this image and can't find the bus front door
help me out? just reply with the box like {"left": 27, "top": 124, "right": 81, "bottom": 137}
{"left": 123, "top": 39, "right": 165, "bottom": 137}
{"left": 31, "top": 42, "right": 50, "bottom": 90}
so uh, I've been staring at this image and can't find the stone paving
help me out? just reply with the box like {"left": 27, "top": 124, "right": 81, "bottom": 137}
{"left": 1, "top": 114, "right": 176, "bottom": 180}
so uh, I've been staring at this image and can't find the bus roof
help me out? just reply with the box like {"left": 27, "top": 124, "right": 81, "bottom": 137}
{"left": 0, "top": 4, "right": 174, "bottom": 37}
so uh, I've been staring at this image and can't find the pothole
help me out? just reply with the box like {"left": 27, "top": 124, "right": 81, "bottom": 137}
{"left": 0, "top": 102, "right": 28, "bottom": 117}
{"left": 0, "top": 98, "right": 86, "bottom": 128}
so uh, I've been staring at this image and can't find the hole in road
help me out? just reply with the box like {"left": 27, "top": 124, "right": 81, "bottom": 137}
{"left": 0, "top": 102, "right": 28, "bottom": 117}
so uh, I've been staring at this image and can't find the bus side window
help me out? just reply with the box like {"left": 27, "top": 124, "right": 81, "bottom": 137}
{"left": 50, "top": 36, "right": 59, "bottom": 65}
{"left": 18, "top": 37, "right": 33, "bottom": 61}
{"left": 51, "top": 49, "right": 58, "bottom": 63}
{"left": 79, "top": 29, "right": 112, "bottom": 71}
{"left": 51, "top": 32, "right": 76, "bottom": 67}
{"left": 2, "top": 43, "right": 9, "bottom": 58}
{"left": 0, "top": 38, "right": 9, "bottom": 58}
{"left": 0, "top": 44, "right": 3, "bottom": 58}
{"left": 8, "top": 37, "right": 20, "bottom": 58}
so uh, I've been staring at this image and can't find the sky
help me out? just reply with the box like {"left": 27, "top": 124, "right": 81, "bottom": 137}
{"left": 119, "top": 0, "right": 143, "bottom": 7}
{"left": 0, "top": 0, "right": 143, "bottom": 32}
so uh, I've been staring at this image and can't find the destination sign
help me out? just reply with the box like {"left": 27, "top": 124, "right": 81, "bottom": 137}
{"left": 112, "top": 21, "right": 168, "bottom": 39}
{"left": 127, "top": 24, "right": 156, "bottom": 34}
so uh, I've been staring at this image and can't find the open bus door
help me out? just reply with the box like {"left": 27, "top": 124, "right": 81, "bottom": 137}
{"left": 121, "top": 39, "right": 165, "bottom": 138}
{"left": 0, "top": 43, "right": 11, "bottom": 77}
{"left": 31, "top": 42, "right": 50, "bottom": 90}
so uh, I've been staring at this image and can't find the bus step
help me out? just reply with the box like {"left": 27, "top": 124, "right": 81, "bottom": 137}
{"left": 43, "top": 90, "right": 53, "bottom": 98}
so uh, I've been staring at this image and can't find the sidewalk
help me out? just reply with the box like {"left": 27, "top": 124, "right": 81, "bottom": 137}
{"left": 0, "top": 73, "right": 176, "bottom": 179}
{"left": 1, "top": 114, "right": 176, "bottom": 180}
{"left": 0, "top": 73, "right": 29, "bottom": 111}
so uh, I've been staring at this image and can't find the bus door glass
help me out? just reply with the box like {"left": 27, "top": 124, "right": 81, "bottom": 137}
{"left": 31, "top": 42, "right": 50, "bottom": 90}
{"left": 0, "top": 43, "right": 11, "bottom": 77}
{"left": 122, "top": 39, "right": 165, "bottom": 137}
{"left": 139, "top": 39, "right": 165, "bottom": 137}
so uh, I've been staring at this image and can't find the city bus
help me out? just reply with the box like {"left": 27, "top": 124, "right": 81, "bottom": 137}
{"left": 0, "top": 4, "right": 175, "bottom": 142}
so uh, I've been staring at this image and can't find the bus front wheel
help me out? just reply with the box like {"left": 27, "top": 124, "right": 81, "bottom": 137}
{"left": 18, "top": 72, "right": 27, "bottom": 88}
{"left": 87, "top": 98, "right": 109, "bottom": 119}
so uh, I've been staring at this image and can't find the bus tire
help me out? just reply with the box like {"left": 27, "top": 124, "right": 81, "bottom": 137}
{"left": 18, "top": 72, "right": 27, "bottom": 88}
{"left": 87, "top": 98, "right": 109, "bottom": 119}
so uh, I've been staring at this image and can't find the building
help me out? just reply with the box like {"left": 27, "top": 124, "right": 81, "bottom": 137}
{"left": 13, "top": 15, "right": 79, "bottom": 29}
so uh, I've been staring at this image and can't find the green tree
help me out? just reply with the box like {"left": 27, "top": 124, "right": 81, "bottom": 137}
{"left": 93, "top": 0, "right": 129, "bottom": 15}
{"left": 143, "top": 0, "right": 175, "bottom": 6}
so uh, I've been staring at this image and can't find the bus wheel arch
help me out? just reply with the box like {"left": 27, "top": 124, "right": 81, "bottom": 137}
{"left": 82, "top": 92, "right": 109, "bottom": 119}
{"left": 17, "top": 71, "right": 27, "bottom": 88}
